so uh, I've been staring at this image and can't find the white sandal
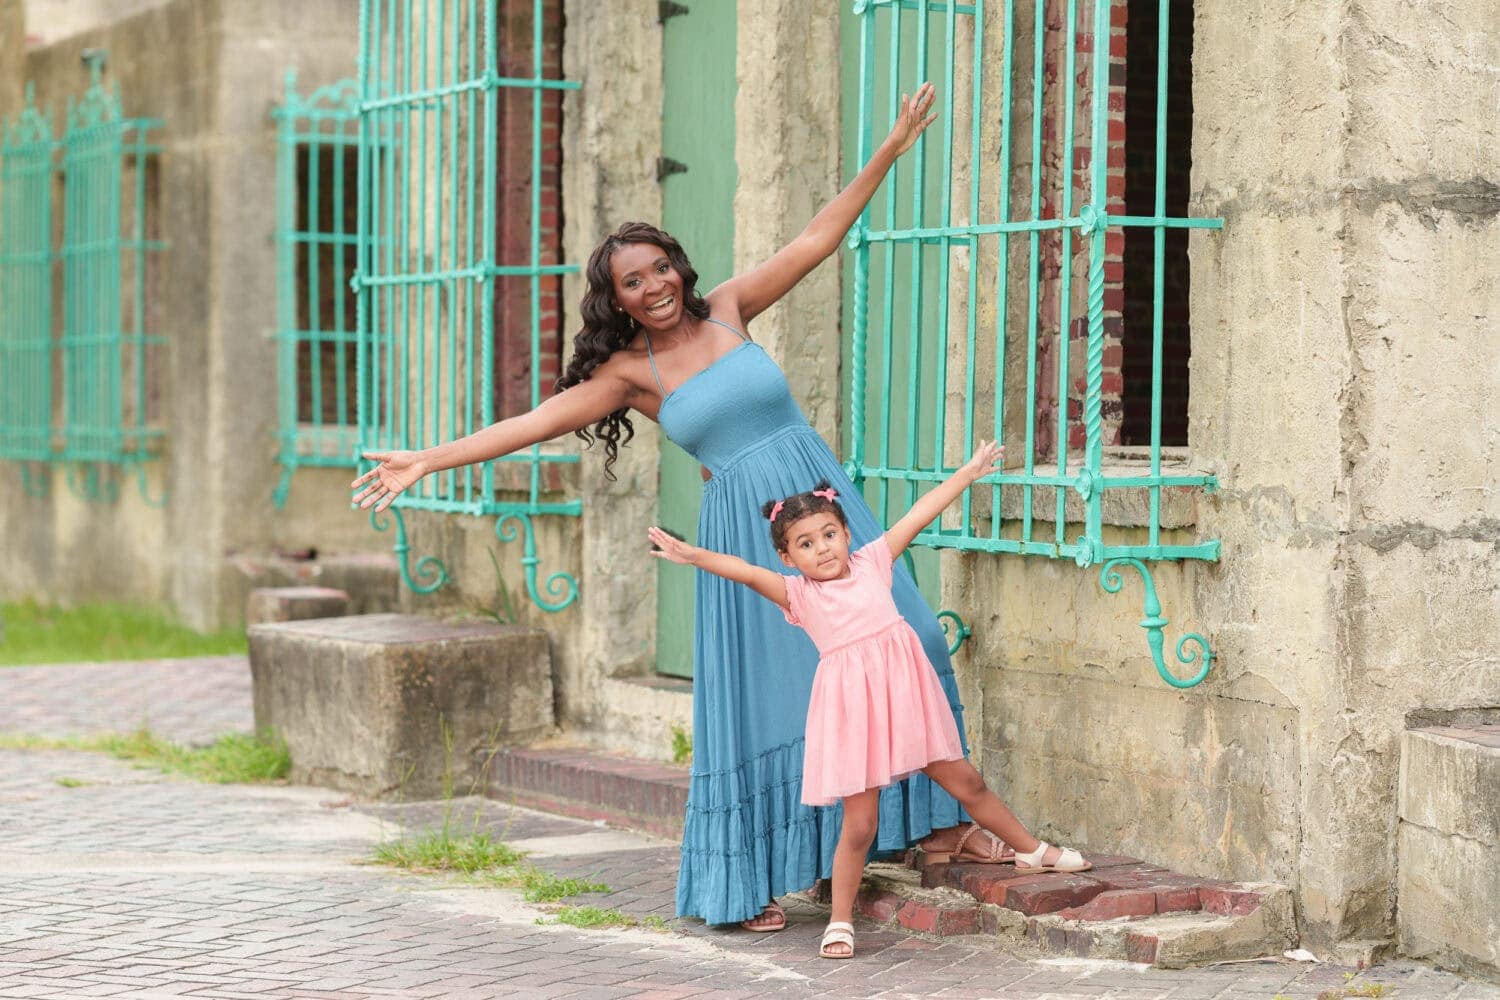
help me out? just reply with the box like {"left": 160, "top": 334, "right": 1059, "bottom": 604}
{"left": 1013, "top": 841, "right": 1092, "bottom": 873}
{"left": 819, "top": 920, "right": 855, "bottom": 960}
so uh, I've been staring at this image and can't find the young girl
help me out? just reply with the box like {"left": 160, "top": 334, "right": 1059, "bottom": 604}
{"left": 648, "top": 440, "right": 1090, "bottom": 959}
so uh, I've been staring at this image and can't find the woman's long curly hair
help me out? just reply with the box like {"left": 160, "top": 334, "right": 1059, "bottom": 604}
{"left": 555, "top": 222, "right": 711, "bottom": 480}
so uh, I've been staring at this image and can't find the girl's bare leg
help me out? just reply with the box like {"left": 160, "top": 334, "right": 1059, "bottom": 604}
{"left": 922, "top": 758, "right": 1068, "bottom": 867}
{"left": 826, "top": 787, "right": 881, "bottom": 957}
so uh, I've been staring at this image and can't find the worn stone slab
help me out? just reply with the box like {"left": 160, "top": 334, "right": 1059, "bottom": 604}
{"left": 245, "top": 587, "right": 351, "bottom": 627}
{"left": 248, "top": 614, "right": 554, "bottom": 798}
{"left": 1399, "top": 725, "right": 1500, "bottom": 980}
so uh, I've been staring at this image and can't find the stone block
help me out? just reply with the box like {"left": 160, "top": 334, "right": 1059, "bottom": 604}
{"left": 248, "top": 613, "right": 554, "bottom": 798}
{"left": 245, "top": 587, "right": 351, "bottom": 627}
{"left": 1398, "top": 725, "right": 1500, "bottom": 979}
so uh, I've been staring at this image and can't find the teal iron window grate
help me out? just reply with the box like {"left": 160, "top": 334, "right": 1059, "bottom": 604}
{"left": 0, "top": 55, "right": 165, "bottom": 504}
{"left": 353, "top": 0, "right": 581, "bottom": 609}
{"left": 272, "top": 71, "right": 363, "bottom": 508}
{"left": 845, "top": 0, "right": 1219, "bottom": 686}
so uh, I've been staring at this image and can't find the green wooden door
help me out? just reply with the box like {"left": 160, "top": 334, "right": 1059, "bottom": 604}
{"left": 657, "top": 1, "right": 737, "bottom": 678}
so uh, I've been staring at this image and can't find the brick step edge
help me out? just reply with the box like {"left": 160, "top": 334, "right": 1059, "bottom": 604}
{"left": 478, "top": 746, "right": 691, "bottom": 840}
{"left": 835, "top": 864, "right": 1297, "bottom": 968}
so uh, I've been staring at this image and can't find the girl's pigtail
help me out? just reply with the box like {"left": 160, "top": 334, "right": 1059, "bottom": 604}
{"left": 760, "top": 498, "right": 781, "bottom": 520}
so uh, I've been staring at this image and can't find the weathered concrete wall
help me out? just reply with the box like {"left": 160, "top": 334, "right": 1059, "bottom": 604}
{"left": 0, "top": 0, "right": 384, "bottom": 629}
{"left": 23, "top": 0, "right": 176, "bottom": 47}
{"left": 732, "top": 0, "right": 842, "bottom": 446}
{"left": 945, "top": 0, "right": 1500, "bottom": 960}
{"left": 0, "top": 1, "right": 22, "bottom": 116}
{"left": 554, "top": 0, "right": 665, "bottom": 745}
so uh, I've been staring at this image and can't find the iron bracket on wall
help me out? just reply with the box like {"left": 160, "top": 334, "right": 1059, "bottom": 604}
{"left": 658, "top": 1, "right": 689, "bottom": 23}
{"left": 1098, "top": 558, "right": 1214, "bottom": 689}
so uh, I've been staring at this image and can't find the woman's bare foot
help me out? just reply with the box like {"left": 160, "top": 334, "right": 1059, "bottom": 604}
{"left": 739, "top": 900, "right": 786, "bottom": 932}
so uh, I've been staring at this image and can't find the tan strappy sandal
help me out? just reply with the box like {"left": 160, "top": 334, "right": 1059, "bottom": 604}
{"left": 739, "top": 900, "right": 786, "bottom": 933}
{"left": 920, "top": 822, "right": 1015, "bottom": 866}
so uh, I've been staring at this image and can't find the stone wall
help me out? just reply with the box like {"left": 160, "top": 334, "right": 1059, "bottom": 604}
{"left": 945, "top": 0, "right": 1500, "bottom": 958}
{"left": 0, "top": 0, "right": 381, "bottom": 628}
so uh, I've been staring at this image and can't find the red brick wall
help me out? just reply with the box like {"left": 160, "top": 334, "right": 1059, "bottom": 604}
{"left": 1032, "top": 0, "right": 1188, "bottom": 457}
{"left": 493, "top": 0, "right": 564, "bottom": 422}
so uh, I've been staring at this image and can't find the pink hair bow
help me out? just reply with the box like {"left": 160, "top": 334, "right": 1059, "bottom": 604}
{"left": 769, "top": 500, "right": 785, "bottom": 522}
{"left": 813, "top": 488, "right": 838, "bottom": 502}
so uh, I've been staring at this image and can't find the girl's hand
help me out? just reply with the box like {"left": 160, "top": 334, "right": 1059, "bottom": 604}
{"left": 648, "top": 526, "right": 700, "bottom": 566}
{"left": 958, "top": 439, "right": 1005, "bottom": 485}
{"left": 351, "top": 450, "right": 427, "bottom": 512}
{"left": 885, "top": 82, "right": 939, "bottom": 157}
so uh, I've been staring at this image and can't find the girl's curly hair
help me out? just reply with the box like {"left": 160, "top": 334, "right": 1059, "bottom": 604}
{"left": 555, "top": 222, "right": 711, "bottom": 480}
{"left": 760, "top": 480, "right": 847, "bottom": 552}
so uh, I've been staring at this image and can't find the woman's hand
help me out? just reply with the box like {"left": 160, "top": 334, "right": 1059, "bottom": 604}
{"left": 648, "top": 526, "right": 700, "bottom": 567}
{"left": 885, "top": 81, "right": 939, "bottom": 157}
{"left": 957, "top": 439, "right": 1005, "bottom": 485}
{"left": 351, "top": 450, "right": 428, "bottom": 512}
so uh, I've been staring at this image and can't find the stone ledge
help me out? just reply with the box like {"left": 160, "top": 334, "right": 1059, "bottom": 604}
{"left": 481, "top": 745, "right": 691, "bottom": 839}
{"left": 248, "top": 613, "right": 554, "bottom": 799}
{"left": 1398, "top": 723, "right": 1500, "bottom": 979}
{"left": 245, "top": 586, "right": 350, "bottom": 627}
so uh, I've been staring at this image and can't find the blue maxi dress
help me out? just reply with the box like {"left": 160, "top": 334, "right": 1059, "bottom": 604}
{"left": 654, "top": 320, "right": 969, "bottom": 925}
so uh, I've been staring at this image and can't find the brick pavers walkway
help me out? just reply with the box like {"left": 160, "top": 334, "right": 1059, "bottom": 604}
{"left": 2, "top": 659, "right": 1498, "bottom": 999}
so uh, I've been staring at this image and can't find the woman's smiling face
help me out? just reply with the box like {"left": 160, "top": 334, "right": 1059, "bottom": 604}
{"left": 609, "top": 242, "right": 686, "bottom": 331}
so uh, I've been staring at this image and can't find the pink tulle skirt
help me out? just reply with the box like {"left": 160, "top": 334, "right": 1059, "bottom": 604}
{"left": 800, "top": 621, "right": 966, "bottom": 806}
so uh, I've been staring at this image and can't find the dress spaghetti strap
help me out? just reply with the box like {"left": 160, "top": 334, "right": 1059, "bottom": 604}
{"left": 642, "top": 333, "right": 668, "bottom": 395}
{"left": 704, "top": 316, "right": 750, "bottom": 342}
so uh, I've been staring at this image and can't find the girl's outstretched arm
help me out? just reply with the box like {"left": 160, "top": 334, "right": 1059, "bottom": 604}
{"left": 648, "top": 527, "right": 790, "bottom": 610}
{"left": 884, "top": 440, "right": 1004, "bottom": 560}
{"left": 711, "top": 83, "right": 939, "bottom": 325}
{"left": 352, "top": 369, "right": 634, "bottom": 512}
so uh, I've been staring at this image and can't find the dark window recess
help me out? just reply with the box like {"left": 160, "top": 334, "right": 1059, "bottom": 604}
{"left": 1121, "top": 0, "right": 1193, "bottom": 447}
{"left": 294, "top": 143, "right": 359, "bottom": 426}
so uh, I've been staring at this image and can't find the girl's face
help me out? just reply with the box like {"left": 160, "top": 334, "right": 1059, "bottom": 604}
{"left": 778, "top": 512, "right": 852, "bottom": 581}
{"left": 609, "top": 242, "right": 685, "bottom": 331}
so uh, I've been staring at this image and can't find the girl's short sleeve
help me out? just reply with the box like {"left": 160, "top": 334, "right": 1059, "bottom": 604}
{"left": 781, "top": 573, "right": 805, "bottom": 627}
{"left": 856, "top": 537, "right": 895, "bottom": 587}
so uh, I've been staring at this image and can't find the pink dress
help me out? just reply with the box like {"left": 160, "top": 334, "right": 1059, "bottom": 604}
{"left": 783, "top": 540, "right": 966, "bottom": 807}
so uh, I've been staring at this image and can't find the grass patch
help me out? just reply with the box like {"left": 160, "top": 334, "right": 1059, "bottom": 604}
{"left": 1316, "top": 983, "right": 1392, "bottom": 1000}
{"left": 0, "top": 728, "right": 289, "bottom": 783}
{"left": 55, "top": 776, "right": 88, "bottom": 788}
{"left": 0, "top": 599, "right": 246, "bottom": 665}
{"left": 372, "top": 828, "right": 526, "bottom": 875}
{"left": 540, "top": 906, "right": 668, "bottom": 931}
{"left": 371, "top": 827, "right": 609, "bottom": 902}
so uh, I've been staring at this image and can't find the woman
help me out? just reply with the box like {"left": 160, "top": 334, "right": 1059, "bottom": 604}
{"left": 352, "top": 82, "right": 1011, "bottom": 929}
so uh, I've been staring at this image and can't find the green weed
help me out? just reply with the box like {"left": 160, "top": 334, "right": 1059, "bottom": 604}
{"left": 670, "top": 724, "right": 692, "bottom": 765}
{"left": 54, "top": 777, "right": 87, "bottom": 788}
{"left": 1318, "top": 983, "right": 1393, "bottom": 1000}
{"left": 540, "top": 905, "right": 667, "bottom": 930}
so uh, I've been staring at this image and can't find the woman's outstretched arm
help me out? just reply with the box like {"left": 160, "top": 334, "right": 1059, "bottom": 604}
{"left": 713, "top": 82, "right": 938, "bottom": 324}
{"left": 352, "top": 368, "right": 634, "bottom": 512}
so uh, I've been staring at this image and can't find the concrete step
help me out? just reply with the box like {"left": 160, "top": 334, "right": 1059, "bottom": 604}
{"left": 824, "top": 852, "right": 1297, "bottom": 968}
{"left": 479, "top": 746, "right": 691, "bottom": 840}
{"left": 477, "top": 744, "right": 1297, "bottom": 967}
